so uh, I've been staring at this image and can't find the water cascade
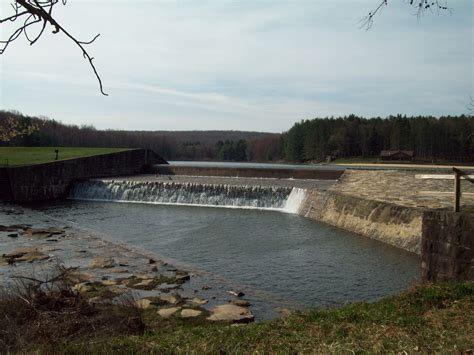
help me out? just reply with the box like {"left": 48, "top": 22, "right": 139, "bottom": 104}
{"left": 69, "top": 180, "right": 307, "bottom": 214}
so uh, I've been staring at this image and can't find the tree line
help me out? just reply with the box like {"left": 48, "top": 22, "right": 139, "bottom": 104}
{"left": 284, "top": 114, "right": 473, "bottom": 162}
{"left": 0, "top": 111, "right": 279, "bottom": 162}
{"left": 1, "top": 110, "right": 473, "bottom": 163}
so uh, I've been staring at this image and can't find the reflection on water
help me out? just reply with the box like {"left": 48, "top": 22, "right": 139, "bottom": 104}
{"left": 35, "top": 200, "right": 420, "bottom": 318}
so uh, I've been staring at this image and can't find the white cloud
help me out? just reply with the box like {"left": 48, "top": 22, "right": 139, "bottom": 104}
{"left": 0, "top": 0, "right": 472, "bottom": 132}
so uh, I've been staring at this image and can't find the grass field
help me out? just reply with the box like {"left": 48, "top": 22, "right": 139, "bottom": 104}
{"left": 0, "top": 147, "right": 130, "bottom": 166}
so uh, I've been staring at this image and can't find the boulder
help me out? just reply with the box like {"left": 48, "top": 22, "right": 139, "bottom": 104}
{"left": 158, "top": 307, "right": 181, "bottom": 318}
{"left": 74, "top": 282, "right": 94, "bottom": 293}
{"left": 89, "top": 257, "right": 115, "bottom": 268}
{"left": 227, "top": 290, "right": 245, "bottom": 297}
{"left": 180, "top": 309, "right": 202, "bottom": 318}
{"left": 159, "top": 294, "right": 179, "bottom": 305}
{"left": 108, "top": 267, "right": 129, "bottom": 274}
{"left": 230, "top": 300, "right": 251, "bottom": 307}
{"left": 190, "top": 297, "right": 208, "bottom": 305}
{"left": 135, "top": 298, "right": 152, "bottom": 309}
{"left": 101, "top": 279, "right": 118, "bottom": 286}
{"left": 69, "top": 271, "right": 96, "bottom": 284}
{"left": 4, "top": 247, "right": 37, "bottom": 258}
{"left": 207, "top": 304, "right": 254, "bottom": 323}
{"left": 16, "top": 251, "right": 49, "bottom": 262}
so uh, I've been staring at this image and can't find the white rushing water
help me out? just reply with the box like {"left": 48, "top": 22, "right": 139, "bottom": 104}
{"left": 69, "top": 180, "right": 307, "bottom": 214}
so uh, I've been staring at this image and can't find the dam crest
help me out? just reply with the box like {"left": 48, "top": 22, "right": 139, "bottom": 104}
{"left": 70, "top": 180, "right": 308, "bottom": 214}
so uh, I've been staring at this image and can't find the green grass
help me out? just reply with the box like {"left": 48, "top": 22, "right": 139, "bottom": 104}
{"left": 0, "top": 147, "right": 131, "bottom": 166}
{"left": 59, "top": 282, "right": 473, "bottom": 354}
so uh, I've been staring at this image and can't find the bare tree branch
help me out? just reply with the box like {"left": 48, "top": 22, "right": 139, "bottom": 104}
{"left": 361, "top": 0, "right": 451, "bottom": 30}
{"left": 0, "top": 0, "right": 108, "bottom": 95}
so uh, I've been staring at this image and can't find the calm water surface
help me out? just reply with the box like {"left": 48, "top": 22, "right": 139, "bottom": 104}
{"left": 36, "top": 201, "right": 420, "bottom": 319}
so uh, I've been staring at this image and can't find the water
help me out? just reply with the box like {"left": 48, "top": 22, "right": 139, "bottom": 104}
{"left": 69, "top": 179, "right": 307, "bottom": 213}
{"left": 35, "top": 198, "right": 420, "bottom": 319}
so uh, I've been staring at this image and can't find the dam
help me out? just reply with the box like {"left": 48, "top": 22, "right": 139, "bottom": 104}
{"left": 66, "top": 164, "right": 474, "bottom": 283}
{"left": 2, "top": 157, "right": 473, "bottom": 319}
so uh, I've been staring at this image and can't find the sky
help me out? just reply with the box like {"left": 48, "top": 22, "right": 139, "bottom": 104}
{"left": 0, "top": 0, "right": 472, "bottom": 132}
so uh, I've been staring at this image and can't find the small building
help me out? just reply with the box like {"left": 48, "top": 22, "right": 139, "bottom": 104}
{"left": 379, "top": 150, "right": 415, "bottom": 161}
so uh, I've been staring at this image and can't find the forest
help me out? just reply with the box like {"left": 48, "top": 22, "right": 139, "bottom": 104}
{"left": 1, "top": 110, "right": 473, "bottom": 163}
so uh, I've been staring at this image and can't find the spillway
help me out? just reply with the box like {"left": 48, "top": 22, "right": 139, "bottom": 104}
{"left": 69, "top": 180, "right": 307, "bottom": 214}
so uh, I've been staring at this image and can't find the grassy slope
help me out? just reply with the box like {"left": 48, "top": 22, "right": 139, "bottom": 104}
{"left": 0, "top": 147, "right": 130, "bottom": 166}
{"left": 62, "top": 282, "right": 473, "bottom": 354}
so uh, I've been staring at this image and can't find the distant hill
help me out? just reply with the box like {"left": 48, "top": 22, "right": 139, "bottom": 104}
{"left": 148, "top": 130, "right": 278, "bottom": 145}
{"left": 0, "top": 110, "right": 283, "bottom": 161}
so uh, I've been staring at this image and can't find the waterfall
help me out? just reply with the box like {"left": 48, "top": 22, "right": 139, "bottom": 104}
{"left": 69, "top": 180, "right": 307, "bottom": 214}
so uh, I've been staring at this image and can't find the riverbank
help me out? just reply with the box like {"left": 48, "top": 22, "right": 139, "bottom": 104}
{"left": 5, "top": 281, "right": 473, "bottom": 353}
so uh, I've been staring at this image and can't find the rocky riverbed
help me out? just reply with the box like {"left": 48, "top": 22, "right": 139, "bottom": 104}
{"left": 0, "top": 204, "right": 255, "bottom": 324}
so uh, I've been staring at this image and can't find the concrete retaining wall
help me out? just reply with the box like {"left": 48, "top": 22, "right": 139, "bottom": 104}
{"left": 154, "top": 165, "right": 343, "bottom": 180}
{"left": 421, "top": 211, "right": 474, "bottom": 282}
{"left": 300, "top": 190, "right": 423, "bottom": 254}
{"left": 5, "top": 149, "right": 167, "bottom": 202}
{"left": 0, "top": 168, "right": 13, "bottom": 201}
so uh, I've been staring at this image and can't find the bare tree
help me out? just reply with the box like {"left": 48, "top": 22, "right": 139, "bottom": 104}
{"left": 0, "top": 0, "right": 107, "bottom": 96}
{"left": 468, "top": 96, "right": 474, "bottom": 117}
{"left": 361, "top": 0, "right": 451, "bottom": 30}
{"left": 0, "top": 116, "right": 40, "bottom": 142}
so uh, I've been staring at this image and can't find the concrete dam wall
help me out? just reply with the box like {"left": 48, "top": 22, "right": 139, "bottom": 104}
{"left": 154, "top": 165, "right": 343, "bottom": 180}
{"left": 4, "top": 149, "right": 167, "bottom": 202}
{"left": 300, "top": 190, "right": 422, "bottom": 254}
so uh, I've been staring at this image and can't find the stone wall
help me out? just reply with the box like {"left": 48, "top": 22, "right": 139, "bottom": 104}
{"left": 0, "top": 168, "right": 13, "bottom": 201}
{"left": 6, "top": 149, "right": 167, "bottom": 202}
{"left": 301, "top": 190, "right": 422, "bottom": 254}
{"left": 154, "top": 165, "right": 343, "bottom": 180}
{"left": 421, "top": 211, "right": 474, "bottom": 282}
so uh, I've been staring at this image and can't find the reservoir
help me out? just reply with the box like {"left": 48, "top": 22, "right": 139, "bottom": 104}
{"left": 31, "top": 178, "right": 420, "bottom": 319}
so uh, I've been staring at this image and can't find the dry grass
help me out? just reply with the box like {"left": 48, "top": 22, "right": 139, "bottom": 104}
{"left": 0, "top": 261, "right": 145, "bottom": 353}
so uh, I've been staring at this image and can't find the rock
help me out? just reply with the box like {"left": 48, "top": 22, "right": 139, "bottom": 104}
{"left": 4, "top": 248, "right": 49, "bottom": 263}
{"left": 132, "top": 279, "right": 156, "bottom": 289}
{"left": 227, "top": 290, "right": 245, "bottom": 297}
{"left": 149, "top": 258, "right": 156, "bottom": 264}
{"left": 150, "top": 266, "right": 158, "bottom": 272}
{"left": 16, "top": 251, "right": 50, "bottom": 262}
{"left": 190, "top": 297, "right": 208, "bottom": 305}
{"left": 181, "top": 309, "right": 202, "bottom": 318}
{"left": 135, "top": 299, "right": 152, "bottom": 309}
{"left": 69, "top": 271, "right": 96, "bottom": 284}
{"left": 207, "top": 304, "right": 254, "bottom": 323}
{"left": 108, "top": 267, "right": 129, "bottom": 274}
{"left": 158, "top": 307, "right": 181, "bottom": 318}
{"left": 103, "top": 285, "right": 127, "bottom": 296}
{"left": 45, "top": 227, "right": 65, "bottom": 235}
{"left": 87, "top": 296, "right": 102, "bottom": 304}
{"left": 230, "top": 300, "right": 251, "bottom": 307}
{"left": 0, "top": 225, "right": 19, "bottom": 232}
{"left": 202, "top": 285, "right": 211, "bottom": 290}
{"left": 176, "top": 274, "right": 191, "bottom": 282}
{"left": 74, "top": 282, "right": 94, "bottom": 293}
{"left": 101, "top": 279, "right": 118, "bottom": 286}
{"left": 43, "top": 246, "right": 61, "bottom": 252}
{"left": 159, "top": 294, "right": 179, "bottom": 305}
{"left": 7, "top": 233, "right": 18, "bottom": 238}
{"left": 89, "top": 257, "right": 115, "bottom": 269}
{"left": 4, "top": 247, "right": 37, "bottom": 258}
{"left": 117, "top": 260, "right": 129, "bottom": 267}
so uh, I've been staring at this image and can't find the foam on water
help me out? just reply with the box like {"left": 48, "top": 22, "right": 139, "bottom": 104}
{"left": 69, "top": 180, "right": 307, "bottom": 214}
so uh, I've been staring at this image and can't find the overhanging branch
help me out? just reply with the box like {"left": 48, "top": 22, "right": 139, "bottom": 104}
{"left": 0, "top": 0, "right": 108, "bottom": 95}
